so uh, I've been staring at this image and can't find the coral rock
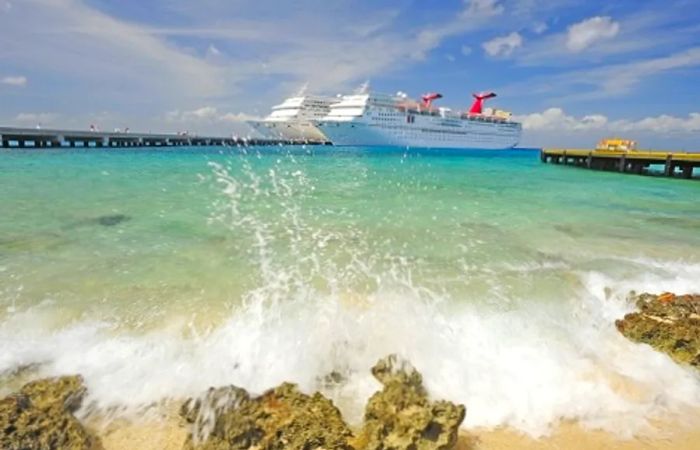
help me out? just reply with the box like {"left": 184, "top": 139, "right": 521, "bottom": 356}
{"left": 181, "top": 382, "right": 354, "bottom": 450}
{"left": 0, "top": 375, "right": 102, "bottom": 450}
{"left": 182, "top": 356, "right": 466, "bottom": 450}
{"left": 357, "top": 355, "right": 466, "bottom": 450}
{"left": 616, "top": 292, "right": 700, "bottom": 369}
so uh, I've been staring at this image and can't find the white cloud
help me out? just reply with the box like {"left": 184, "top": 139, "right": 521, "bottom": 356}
{"left": 14, "top": 112, "right": 58, "bottom": 124}
{"left": 502, "top": 46, "right": 700, "bottom": 102}
{"left": 414, "top": 0, "right": 504, "bottom": 59}
{"left": 3, "top": 0, "right": 226, "bottom": 103}
{"left": 0, "top": 0, "right": 511, "bottom": 122}
{"left": 516, "top": 108, "right": 700, "bottom": 134}
{"left": 166, "top": 107, "right": 260, "bottom": 123}
{"left": 219, "top": 112, "right": 261, "bottom": 123}
{"left": 461, "top": 45, "right": 473, "bottom": 56}
{"left": 532, "top": 22, "right": 548, "bottom": 34}
{"left": 163, "top": 107, "right": 262, "bottom": 136}
{"left": 569, "top": 46, "right": 700, "bottom": 96}
{"left": 566, "top": 16, "right": 620, "bottom": 52}
{"left": 462, "top": 0, "right": 504, "bottom": 18}
{"left": 516, "top": 108, "right": 608, "bottom": 131}
{"left": 445, "top": 54, "right": 456, "bottom": 62}
{"left": 2, "top": 1, "right": 11, "bottom": 13}
{"left": 616, "top": 113, "right": 700, "bottom": 133}
{"left": 206, "top": 44, "right": 221, "bottom": 57}
{"left": 483, "top": 32, "right": 523, "bottom": 57}
{"left": 1, "top": 75, "right": 27, "bottom": 86}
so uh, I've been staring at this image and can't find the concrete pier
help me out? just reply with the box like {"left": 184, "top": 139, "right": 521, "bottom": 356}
{"left": 541, "top": 148, "right": 700, "bottom": 180}
{"left": 0, "top": 126, "right": 329, "bottom": 149}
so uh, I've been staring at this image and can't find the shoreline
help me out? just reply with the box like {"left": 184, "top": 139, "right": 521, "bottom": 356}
{"left": 3, "top": 293, "right": 700, "bottom": 448}
{"left": 94, "top": 412, "right": 700, "bottom": 450}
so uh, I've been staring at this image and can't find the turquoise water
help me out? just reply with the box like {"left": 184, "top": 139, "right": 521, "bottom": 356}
{"left": 1, "top": 147, "right": 699, "bottom": 434}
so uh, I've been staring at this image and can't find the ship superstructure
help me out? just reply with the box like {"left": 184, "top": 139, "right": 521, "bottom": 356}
{"left": 248, "top": 95, "right": 336, "bottom": 142}
{"left": 315, "top": 90, "right": 521, "bottom": 149}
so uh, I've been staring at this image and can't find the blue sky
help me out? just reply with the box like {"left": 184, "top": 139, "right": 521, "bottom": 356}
{"left": 1, "top": 0, "right": 699, "bottom": 147}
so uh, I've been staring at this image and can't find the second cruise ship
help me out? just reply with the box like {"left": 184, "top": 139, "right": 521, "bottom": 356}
{"left": 248, "top": 94, "right": 336, "bottom": 142}
{"left": 315, "top": 89, "right": 521, "bottom": 149}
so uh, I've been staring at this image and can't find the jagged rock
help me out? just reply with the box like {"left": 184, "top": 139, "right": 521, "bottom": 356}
{"left": 182, "top": 356, "right": 466, "bottom": 450}
{"left": 0, "top": 375, "right": 102, "bottom": 450}
{"left": 355, "top": 355, "right": 466, "bottom": 450}
{"left": 616, "top": 292, "right": 700, "bottom": 369}
{"left": 180, "top": 382, "right": 354, "bottom": 450}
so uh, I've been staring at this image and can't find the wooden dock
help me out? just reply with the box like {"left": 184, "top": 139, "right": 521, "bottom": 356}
{"left": 541, "top": 148, "right": 700, "bottom": 179}
{"left": 0, "top": 126, "right": 329, "bottom": 149}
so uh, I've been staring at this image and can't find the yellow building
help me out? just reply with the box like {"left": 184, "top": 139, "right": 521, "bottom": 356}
{"left": 596, "top": 138, "right": 637, "bottom": 152}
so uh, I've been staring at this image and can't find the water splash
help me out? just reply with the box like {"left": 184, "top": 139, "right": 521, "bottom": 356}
{"left": 0, "top": 150, "right": 699, "bottom": 438}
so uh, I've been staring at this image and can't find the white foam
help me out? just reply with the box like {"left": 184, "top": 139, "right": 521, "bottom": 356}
{"left": 1, "top": 275, "right": 699, "bottom": 437}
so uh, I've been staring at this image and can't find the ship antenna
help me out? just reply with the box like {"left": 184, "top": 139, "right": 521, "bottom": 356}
{"left": 295, "top": 83, "right": 309, "bottom": 96}
{"left": 355, "top": 80, "right": 371, "bottom": 94}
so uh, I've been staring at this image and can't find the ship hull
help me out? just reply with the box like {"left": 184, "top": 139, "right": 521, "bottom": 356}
{"left": 248, "top": 120, "right": 328, "bottom": 142}
{"left": 316, "top": 120, "right": 521, "bottom": 150}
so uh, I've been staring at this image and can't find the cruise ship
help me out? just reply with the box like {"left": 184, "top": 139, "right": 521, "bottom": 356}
{"left": 248, "top": 95, "right": 336, "bottom": 142}
{"left": 315, "top": 90, "right": 521, "bottom": 149}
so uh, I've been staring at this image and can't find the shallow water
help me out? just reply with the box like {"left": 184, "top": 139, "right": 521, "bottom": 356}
{"left": 1, "top": 146, "right": 699, "bottom": 436}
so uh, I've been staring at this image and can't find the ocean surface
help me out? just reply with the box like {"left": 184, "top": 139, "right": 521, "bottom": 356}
{"left": 1, "top": 146, "right": 699, "bottom": 436}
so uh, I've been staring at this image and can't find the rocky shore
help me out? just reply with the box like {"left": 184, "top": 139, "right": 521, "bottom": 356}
{"left": 1, "top": 355, "right": 465, "bottom": 450}
{"left": 0, "top": 375, "right": 101, "bottom": 450}
{"left": 616, "top": 292, "right": 700, "bottom": 370}
{"left": 2, "top": 292, "right": 699, "bottom": 449}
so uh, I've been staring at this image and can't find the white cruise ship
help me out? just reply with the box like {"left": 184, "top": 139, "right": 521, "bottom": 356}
{"left": 315, "top": 90, "right": 521, "bottom": 149}
{"left": 248, "top": 95, "right": 336, "bottom": 142}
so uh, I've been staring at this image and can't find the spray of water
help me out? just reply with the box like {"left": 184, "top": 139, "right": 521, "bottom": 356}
{"left": 1, "top": 151, "right": 699, "bottom": 438}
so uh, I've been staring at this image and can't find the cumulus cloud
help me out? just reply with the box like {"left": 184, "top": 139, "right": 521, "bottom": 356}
{"left": 166, "top": 107, "right": 260, "bottom": 123}
{"left": 483, "top": 32, "right": 523, "bottom": 57}
{"left": 616, "top": 113, "right": 700, "bottom": 133}
{"left": 461, "top": 45, "right": 473, "bottom": 56}
{"left": 1, "top": 75, "right": 27, "bottom": 86}
{"left": 566, "top": 16, "right": 620, "bottom": 52}
{"left": 516, "top": 108, "right": 700, "bottom": 134}
{"left": 516, "top": 108, "right": 607, "bottom": 131}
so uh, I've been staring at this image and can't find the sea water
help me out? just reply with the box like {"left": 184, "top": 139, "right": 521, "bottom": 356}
{"left": 1, "top": 146, "right": 699, "bottom": 436}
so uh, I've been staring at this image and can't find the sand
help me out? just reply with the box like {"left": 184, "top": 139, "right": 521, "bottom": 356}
{"left": 96, "top": 413, "right": 700, "bottom": 450}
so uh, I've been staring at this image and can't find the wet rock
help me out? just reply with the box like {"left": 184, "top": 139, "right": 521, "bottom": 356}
{"left": 182, "top": 356, "right": 466, "bottom": 450}
{"left": 355, "top": 355, "right": 466, "bottom": 450}
{"left": 616, "top": 292, "right": 700, "bottom": 369}
{"left": 0, "top": 375, "right": 102, "bottom": 450}
{"left": 181, "top": 382, "right": 354, "bottom": 450}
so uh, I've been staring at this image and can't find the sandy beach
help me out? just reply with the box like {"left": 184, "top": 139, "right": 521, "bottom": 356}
{"left": 95, "top": 414, "right": 700, "bottom": 450}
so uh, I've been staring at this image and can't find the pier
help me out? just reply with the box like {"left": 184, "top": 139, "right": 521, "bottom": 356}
{"left": 0, "top": 126, "right": 328, "bottom": 149}
{"left": 541, "top": 148, "right": 700, "bottom": 179}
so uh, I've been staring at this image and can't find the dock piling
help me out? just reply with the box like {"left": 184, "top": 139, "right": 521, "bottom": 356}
{"left": 682, "top": 165, "right": 693, "bottom": 179}
{"left": 664, "top": 155, "right": 674, "bottom": 177}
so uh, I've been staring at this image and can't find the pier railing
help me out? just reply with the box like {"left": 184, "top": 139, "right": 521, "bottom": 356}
{"left": 0, "top": 126, "right": 329, "bottom": 148}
